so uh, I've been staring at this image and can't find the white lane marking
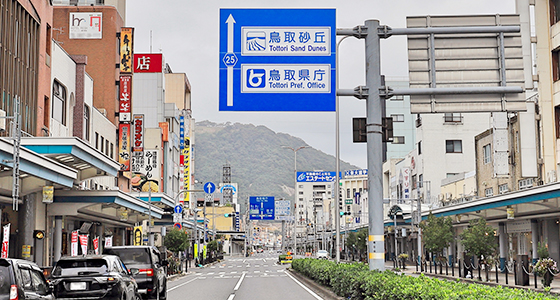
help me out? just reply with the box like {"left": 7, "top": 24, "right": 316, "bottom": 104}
{"left": 285, "top": 271, "right": 324, "bottom": 300}
{"left": 262, "top": 259, "right": 266, "bottom": 262}
{"left": 233, "top": 272, "right": 246, "bottom": 291}
{"left": 167, "top": 277, "right": 198, "bottom": 292}
{"left": 227, "top": 294, "right": 235, "bottom": 300}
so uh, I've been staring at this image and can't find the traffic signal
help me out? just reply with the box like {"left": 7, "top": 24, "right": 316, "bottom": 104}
{"left": 224, "top": 213, "right": 234, "bottom": 217}
{"left": 338, "top": 188, "right": 343, "bottom": 211}
{"left": 340, "top": 211, "right": 351, "bottom": 216}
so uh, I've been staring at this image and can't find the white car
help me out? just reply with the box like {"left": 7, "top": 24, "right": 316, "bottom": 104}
{"left": 316, "top": 250, "right": 329, "bottom": 259}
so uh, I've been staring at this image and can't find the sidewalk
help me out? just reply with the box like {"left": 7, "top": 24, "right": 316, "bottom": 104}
{"left": 385, "top": 260, "right": 560, "bottom": 294}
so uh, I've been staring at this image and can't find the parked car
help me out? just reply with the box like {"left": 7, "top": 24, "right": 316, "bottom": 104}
{"left": 316, "top": 250, "right": 329, "bottom": 259}
{"left": 0, "top": 258, "right": 54, "bottom": 300}
{"left": 51, "top": 255, "right": 139, "bottom": 300}
{"left": 104, "top": 246, "right": 168, "bottom": 300}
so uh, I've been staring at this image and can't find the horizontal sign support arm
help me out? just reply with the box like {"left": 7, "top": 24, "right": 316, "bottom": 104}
{"left": 337, "top": 86, "right": 369, "bottom": 99}
{"left": 384, "top": 25, "right": 520, "bottom": 37}
{"left": 389, "top": 86, "right": 523, "bottom": 97}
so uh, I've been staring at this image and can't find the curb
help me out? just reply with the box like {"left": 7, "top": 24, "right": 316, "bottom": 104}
{"left": 287, "top": 269, "right": 344, "bottom": 300}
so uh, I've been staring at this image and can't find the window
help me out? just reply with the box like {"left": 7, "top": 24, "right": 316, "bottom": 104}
{"left": 20, "top": 269, "right": 33, "bottom": 291}
{"left": 100, "top": 136, "right": 105, "bottom": 153}
{"left": 52, "top": 80, "right": 66, "bottom": 125}
{"left": 392, "top": 136, "right": 405, "bottom": 144}
{"left": 554, "top": 49, "right": 560, "bottom": 82}
{"left": 390, "top": 95, "right": 404, "bottom": 101}
{"left": 105, "top": 140, "right": 109, "bottom": 156}
{"left": 84, "top": 105, "right": 90, "bottom": 141}
{"left": 346, "top": 188, "right": 351, "bottom": 199}
{"left": 499, "top": 184, "right": 509, "bottom": 194}
{"left": 444, "top": 113, "right": 462, "bottom": 123}
{"left": 446, "top": 140, "right": 462, "bottom": 153}
{"left": 483, "top": 144, "right": 491, "bottom": 164}
{"left": 110, "top": 143, "right": 114, "bottom": 159}
{"left": 551, "top": 0, "right": 560, "bottom": 25}
{"left": 412, "top": 175, "right": 417, "bottom": 189}
{"left": 418, "top": 174, "right": 423, "bottom": 188}
{"left": 95, "top": 132, "right": 99, "bottom": 149}
{"left": 485, "top": 187, "right": 494, "bottom": 197}
{"left": 299, "top": 198, "right": 303, "bottom": 201}
{"left": 555, "top": 106, "right": 560, "bottom": 138}
{"left": 391, "top": 114, "right": 404, "bottom": 122}
{"left": 418, "top": 141, "right": 422, "bottom": 155}
{"left": 519, "top": 178, "right": 534, "bottom": 190}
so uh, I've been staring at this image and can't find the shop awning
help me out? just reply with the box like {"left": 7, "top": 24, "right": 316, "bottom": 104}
{"left": 48, "top": 189, "right": 164, "bottom": 223}
{"left": 21, "top": 137, "right": 120, "bottom": 182}
{"left": 0, "top": 138, "right": 77, "bottom": 198}
{"left": 138, "top": 192, "right": 175, "bottom": 208}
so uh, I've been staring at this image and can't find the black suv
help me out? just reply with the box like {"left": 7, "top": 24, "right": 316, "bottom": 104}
{"left": 51, "top": 255, "right": 138, "bottom": 300}
{"left": 104, "top": 246, "right": 167, "bottom": 300}
{"left": 0, "top": 258, "right": 54, "bottom": 300}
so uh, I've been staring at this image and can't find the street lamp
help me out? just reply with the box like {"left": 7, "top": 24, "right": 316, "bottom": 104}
{"left": 282, "top": 145, "right": 310, "bottom": 256}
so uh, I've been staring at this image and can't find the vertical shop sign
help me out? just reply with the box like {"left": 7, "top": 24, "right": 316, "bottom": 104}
{"left": 183, "top": 138, "right": 190, "bottom": 203}
{"left": 42, "top": 186, "right": 54, "bottom": 203}
{"left": 118, "top": 124, "right": 131, "bottom": 171}
{"left": 79, "top": 235, "right": 88, "bottom": 255}
{"left": 93, "top": 237, "right": 99, "bottom": 255}
{"left": 1, "top": 224, "right": 10, "bottom": 258}
{"left": 133, "top": 115, "right": 144, "bottom": 152}
{"left": 119, "top": 76, "right": 132, "bottom": 122}
{"left": 105, "top": 236, "right": 113, "bottom": 248}
{"left": 120, "top": 27, "right": 134, "bottom": 73}
{"left": 71, "top": 231, "right": 78, "bottom": 256}
{"left": 133, "top": 226, "right": 142, "bottom": 246}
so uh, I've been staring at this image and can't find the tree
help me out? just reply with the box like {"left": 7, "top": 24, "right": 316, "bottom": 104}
{"left": 356, "top": 228, "right": 368, "bottom": 261}
{"left": 459, "top": 218, "right": 497, "bottom": 262}
{"left": 419, "top": 213, "right": 454, "bottom": 258}
{"left": 164, "top": 228, "right": 189, "bottom": 253}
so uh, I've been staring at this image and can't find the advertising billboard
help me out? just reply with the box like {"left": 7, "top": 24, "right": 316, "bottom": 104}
{"left": 69, "top": 12, "right": 102, "bottom": 39}
{"left": 120, "top": 27, "right": 134, "bottom": 73}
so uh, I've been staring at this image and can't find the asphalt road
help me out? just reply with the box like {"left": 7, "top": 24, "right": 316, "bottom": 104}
{"left": 167, "top": 251, "right": 322, "bottom": 300}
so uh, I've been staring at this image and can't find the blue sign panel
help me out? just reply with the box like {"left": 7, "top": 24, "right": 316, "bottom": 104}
{"left": 235, "top": 212, "right": 240, "bottom": 231}
{"left": 174, "top": 205, "right": 183, "bottom": 214}
{"left": 249, "top": 196, "right": 275, "bottom": 220}
{"left": 204, "top": 182, "right": 216, "bottom": 194}
{"left": 344, "top": 169, "right": 368, "bottom": 177}
{"left": 219, "top": 8, "right": 336, "bottom": 111}
{"left": 297, "top": 171, "right": 337, "bottom": 182}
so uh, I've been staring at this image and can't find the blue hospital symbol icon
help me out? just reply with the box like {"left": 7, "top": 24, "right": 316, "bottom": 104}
{"left": 247, "top": 69, "right": 266, "bottom": 88}
{"left": 246, "top": 31, "right": 266, "bottom": 51}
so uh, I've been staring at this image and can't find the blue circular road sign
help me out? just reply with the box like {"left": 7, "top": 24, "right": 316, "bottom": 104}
{"left": 204, "top": 182, "right": 216, "bottom": 194}
{"left": 174, "top": 205, "right": 183, "bottom": 214}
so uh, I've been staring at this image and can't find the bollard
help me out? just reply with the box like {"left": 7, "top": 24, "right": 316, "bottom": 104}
{"left": 458, "top": 259, "right": 462, "bottom": 278}
{"left": 534, "top": 270, "right": 537, "bottom": 289}
{"left": 452, "top": 260, "right": 454, "bottom": 277}
{"left": 495, "top": 262, "right": 499, "bottom": 283}
{"left": 505, "top": 261, "right": 508, "bottom": 285}
{"left": 513, "top": 260, "right": 517, "bottom": 285}
{"left": 430, "top": 259, "right": 432, "bottom": 273}
{"left": 486, "top": 263, "right": 489, "bottom": 282}
{"left": 478, "top": 262, "right": 481, "bottom": 281}
{"left": 446, "top": 261, "right": 448, "bottom": 275}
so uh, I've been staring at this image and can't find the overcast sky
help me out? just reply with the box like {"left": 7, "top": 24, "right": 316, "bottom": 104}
{"left": 126, "top": 0, "right": 516, "bottom": 168}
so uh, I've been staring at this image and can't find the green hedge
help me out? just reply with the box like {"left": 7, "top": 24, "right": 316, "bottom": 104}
{"left": 291, "top": 258, "right": 560, "bottom": 300}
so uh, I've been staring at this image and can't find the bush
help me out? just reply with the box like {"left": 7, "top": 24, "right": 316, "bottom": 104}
{"left": 292, "top": 258, "right": 560, "bottom": 300}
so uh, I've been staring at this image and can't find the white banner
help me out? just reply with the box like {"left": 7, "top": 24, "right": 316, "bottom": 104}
{"left": 105, "top": 236, "right": 113, "bottom": 248}
{"left": 79, "top": 235, "right": 88, "bottom": 255}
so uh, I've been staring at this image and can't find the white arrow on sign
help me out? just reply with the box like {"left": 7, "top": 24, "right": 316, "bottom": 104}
{"left": 226, "top": 14, "right": 235, "bottom": 107}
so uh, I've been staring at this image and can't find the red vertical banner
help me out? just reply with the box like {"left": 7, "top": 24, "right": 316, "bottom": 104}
{"left": 93, "top": 237, "right": 99, "bottom": 255}
{"left": 71, "top": 231, "right": 78, "bottom": 256}
{"left": 1, "top": 224, "right": 10, "bottom": 258}
{"left": 119, "top": 76, "right": 132, "bottom": 122}
{"left": 79, "top": 235, "right": 88, "bottom": 255}
{"left": 118, "top": 124, "right": 131, "bottom": 171}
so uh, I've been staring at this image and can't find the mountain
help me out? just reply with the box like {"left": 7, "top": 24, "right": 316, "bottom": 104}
{"left": 193, "top": 121, "right": 360, "bottom": 210}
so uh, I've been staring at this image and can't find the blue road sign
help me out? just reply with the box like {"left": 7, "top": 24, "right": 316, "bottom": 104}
{"left": 174, "top": 205, "right": 183, "bottom": 214}
{"left": 204, "top": 182, "right": 216, "bottom": 194}
{"left": 174, "top": 223, "right": 182, "bottom": 230}
{"left": 249, "top": 196, "right": 275, "bottom": 220}
{"left": 219, "top": 8, "right": 336, "bottom": 112}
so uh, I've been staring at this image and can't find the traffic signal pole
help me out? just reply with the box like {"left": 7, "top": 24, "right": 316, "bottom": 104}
{"left": 337, "top": 20, "right": 384, "bottom": 271}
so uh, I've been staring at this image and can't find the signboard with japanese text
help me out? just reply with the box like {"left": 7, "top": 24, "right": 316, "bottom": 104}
{"left": 183, "top": 138, "right": 190, "bottom": 203}
{"left": 42, "top": 186, "right": 54, "bottom": 203}
{"left": 401, "top": 168, "right": 410, "bottom": 199}
{"left": 69, "top": 12, "right": 102, "bottom": 39}
{"left": 134, "top": 53, "right": 163, "bottom": 73}
{"left": 344, "top": 169, "right": 368, "bottom": 177}
{"left": 296, "top": 171, "right": 336, "bottom": 182}
{"left": 219, "top": 9, "right": 336, "bottom": 111}
{"left": 132, "top": 114, "right": 144, "bottom": 152}
{"left": 93, "top": 237, "right": 99, "bottom": 255}
{"left": 274, "top": 200, "right": 293, "bottom": 221}
{"left": 133, "top": 226, "right": 142, "bottom": 246}
{"left": 79, "top": 234, "right": 88, "bottom": 255}
{"left": 131, "top": 149, "right": 161, "bottom": 192}
{"left": 249, "top": 196, "right": 275, "bottom": 220}
{"left": 105, "top": 236, "right": 113, "bottom": 248}
{"left": 1, "top": 224, "right": 9, "bottom": 258}
{"left": 119, "top": 27, "right": 134, "bottom": 73}
{"left": 71, "top": 231, "right": 78, "bottom": 256}
{"left": 118, "top": 124, "right": 131, "bottom": 171}
{"left": 119, "top": 76, "right": 132, "bottom": 122}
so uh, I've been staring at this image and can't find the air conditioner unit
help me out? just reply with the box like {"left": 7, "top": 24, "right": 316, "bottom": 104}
{"left": 0, "top": 109, "right": 6, "bottom": 131}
